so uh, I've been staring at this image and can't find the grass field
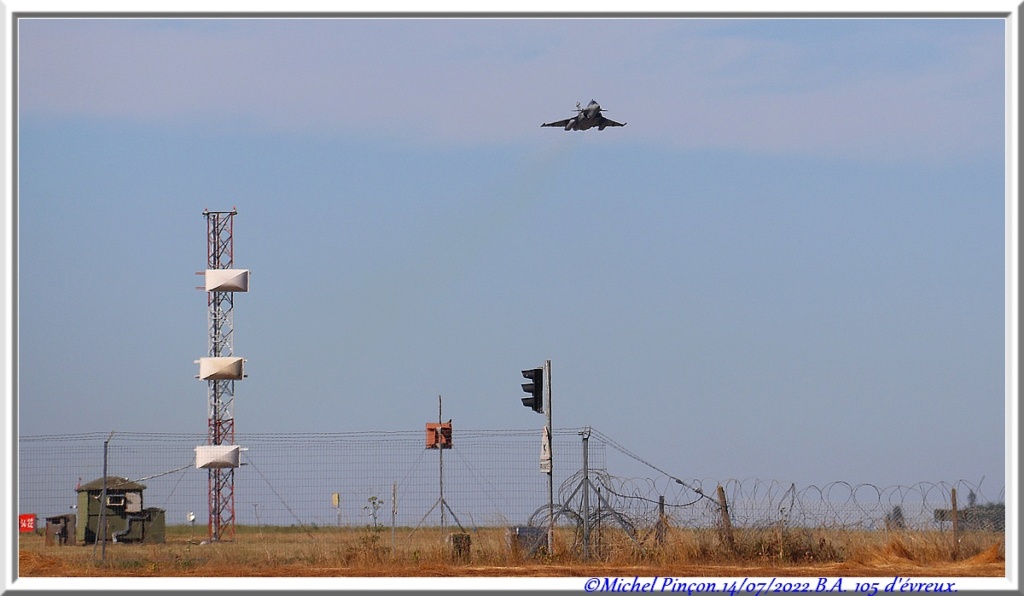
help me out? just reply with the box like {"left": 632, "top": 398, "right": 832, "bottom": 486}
{"left": 17, "top": 524, "right": 1005, "bottom": 578}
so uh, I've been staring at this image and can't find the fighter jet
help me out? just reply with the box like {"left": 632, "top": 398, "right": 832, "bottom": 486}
{"left": 542, "top": 99, "right": 626, "bottom": 131}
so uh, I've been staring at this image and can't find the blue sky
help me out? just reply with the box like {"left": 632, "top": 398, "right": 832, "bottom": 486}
{"left": 14, "top": 16, "right": 1009, "bottom": 494}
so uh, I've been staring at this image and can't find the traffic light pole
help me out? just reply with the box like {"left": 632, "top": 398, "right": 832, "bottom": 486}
{"left": 519, "top": 359, "right": 553, "bottom": 554}
{"left": 544, "top": 359, "right": 553, "bottom": 556}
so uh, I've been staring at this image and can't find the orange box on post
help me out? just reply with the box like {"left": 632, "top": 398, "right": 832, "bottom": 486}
{"left": 425, "top": 422, "right": 452, "bottom": 449}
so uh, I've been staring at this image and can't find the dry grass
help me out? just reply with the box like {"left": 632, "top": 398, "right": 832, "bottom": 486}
{"left": 17, "top": 524, "right": 1005, "bottom": 578}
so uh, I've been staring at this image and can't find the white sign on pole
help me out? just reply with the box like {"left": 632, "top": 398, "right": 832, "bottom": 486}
{"left": 540, "top": 426, "right": 552, "bottom": 473}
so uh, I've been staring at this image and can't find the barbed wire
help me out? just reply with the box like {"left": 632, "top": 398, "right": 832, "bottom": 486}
{"left": 547, "top": 473, "right": 1004, "bottom": 533}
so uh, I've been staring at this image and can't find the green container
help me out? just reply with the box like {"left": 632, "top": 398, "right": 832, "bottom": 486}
{"left": 74, "top": 477, "right": 147, "bottom": 545}
{"left": 143, "top": 508, "right": 166, "bottom": 544}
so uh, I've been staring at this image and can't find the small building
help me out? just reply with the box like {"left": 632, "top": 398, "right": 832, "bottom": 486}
{"left": 44, "top": 514, "right": 76, "bottom": 546}
{"left": 74, "top": 476, "right": 165, "bottom": 544}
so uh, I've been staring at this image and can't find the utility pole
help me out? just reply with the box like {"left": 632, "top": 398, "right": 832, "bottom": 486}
{"left": 99, "top": 430, "right": 114, "bottom": 562}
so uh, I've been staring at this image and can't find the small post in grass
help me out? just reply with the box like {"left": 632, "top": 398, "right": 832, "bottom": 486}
{"left": 717, "top": 484, "right": 735, "bottom": 551}
{"left": 951, "top": 487, "right": 960, "bottom": 560}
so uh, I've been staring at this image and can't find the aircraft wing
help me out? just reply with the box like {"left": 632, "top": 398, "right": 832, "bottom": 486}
{"left": 541, "top": 119, "right": 572, "bottom": 128}
{"left": 599, "top": 116, "right": 625, "bottom": 127}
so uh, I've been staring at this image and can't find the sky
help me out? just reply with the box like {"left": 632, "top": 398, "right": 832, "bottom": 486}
{"left": 11, "top": 14, "right": 1011, "bottom": 498}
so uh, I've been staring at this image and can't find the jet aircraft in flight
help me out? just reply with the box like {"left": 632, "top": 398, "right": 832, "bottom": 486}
{"left": 541, "top": 99, "right": 626, "bottom": 131}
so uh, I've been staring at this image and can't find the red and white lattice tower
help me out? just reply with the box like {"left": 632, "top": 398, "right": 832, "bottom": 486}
{"left": 194, "top": 208, "right": 249, "bottom": 542}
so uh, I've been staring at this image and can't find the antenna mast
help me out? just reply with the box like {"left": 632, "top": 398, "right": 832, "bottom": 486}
{"left": 197, "top": 208, "right": 249, "bottom": 542}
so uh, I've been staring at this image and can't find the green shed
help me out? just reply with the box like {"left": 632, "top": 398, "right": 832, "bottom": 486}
{"left": 74, "top": 476, "right": 164, "bottom": 544}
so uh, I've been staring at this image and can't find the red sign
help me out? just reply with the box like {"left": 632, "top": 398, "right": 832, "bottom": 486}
{"left": 18, "top": 514, "right": 36, "bottom": 533}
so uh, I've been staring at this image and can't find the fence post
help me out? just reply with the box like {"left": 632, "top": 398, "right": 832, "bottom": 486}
{"left": 717, "top": 484, "right": 735, "bottom": 551}
{"left": 656, "top": 495, "right": 666, "bottom": 545}
{"left": 950, "top": 487, "right": 960, "bottom": 560}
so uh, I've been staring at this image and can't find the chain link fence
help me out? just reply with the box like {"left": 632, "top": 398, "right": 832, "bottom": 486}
{"left": 18, "top": 427, "right": 1004, "bottom": 539}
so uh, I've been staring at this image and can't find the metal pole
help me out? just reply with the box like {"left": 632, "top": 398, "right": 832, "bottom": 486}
{"left": 438, "top": 395, "right": 445, "bottom": 534}
{"left": 581, "top": 427, "right": 590, "bottom": 560}
{"left": 544, "top": 359, "right": 553, "bottom": 556}
{"left": 100, "top": 431, "right": 114, "bottom": 561}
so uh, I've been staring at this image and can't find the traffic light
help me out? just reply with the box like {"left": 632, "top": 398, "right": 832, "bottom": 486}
{"left": 521, "top": 367, "right": 544, "bottom": 413}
